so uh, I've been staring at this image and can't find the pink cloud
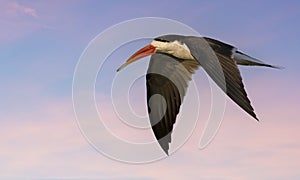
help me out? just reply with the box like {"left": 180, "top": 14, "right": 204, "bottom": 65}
{"left": 1, "top": 1, "right": 38, "bottom": 18}
{"left": 1, "top": 68, "right": 299, "bottom": 179}
{"left": 0, "top": 1, "right": 39, "bottom": 44}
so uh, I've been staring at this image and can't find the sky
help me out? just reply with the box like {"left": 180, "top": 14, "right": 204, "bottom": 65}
{"left": 1, "top": 0, "right": 300, "bottom": 179}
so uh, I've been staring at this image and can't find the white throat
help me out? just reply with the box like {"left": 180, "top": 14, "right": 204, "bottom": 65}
{"left": 151, "top": 40, "right": 195, "bottom": 60}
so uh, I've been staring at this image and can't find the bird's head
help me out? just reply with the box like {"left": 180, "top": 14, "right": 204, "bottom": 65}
{"left": 117, "top": 35, "right": 193, "bottom": 72}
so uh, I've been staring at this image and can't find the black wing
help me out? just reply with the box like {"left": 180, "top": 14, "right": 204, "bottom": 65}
{"left": 146, "top": 53, "right": 199, "bottom": 155}
{"left": 185, "top": 37, "right": 258, "bottom": 120}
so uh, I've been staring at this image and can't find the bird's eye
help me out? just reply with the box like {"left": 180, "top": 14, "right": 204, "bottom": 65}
{"left": 154, "top": 38, "right": 169, "bottom": 43}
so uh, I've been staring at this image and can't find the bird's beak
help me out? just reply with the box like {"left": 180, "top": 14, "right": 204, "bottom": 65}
{"left": 117, "top": 44, "right": 156, "bottom": 72}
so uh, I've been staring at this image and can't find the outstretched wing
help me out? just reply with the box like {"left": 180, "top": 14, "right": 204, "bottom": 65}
{"left": 146, "top": 53, "right": 199, "bottom": 155}
{"left": 184, "top": 37, "right": 258, "bottom": 120}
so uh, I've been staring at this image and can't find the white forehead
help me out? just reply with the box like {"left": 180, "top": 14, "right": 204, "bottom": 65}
{"left": 150, "top": 39, "right": 194, "bottom": 60}
{"left": 151, "top": 40, "right": 189, "bottom": 50}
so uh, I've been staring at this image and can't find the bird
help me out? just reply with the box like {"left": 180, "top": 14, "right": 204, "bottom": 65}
{"left": 117, "top": 35, "right": 279, "bottom": 155}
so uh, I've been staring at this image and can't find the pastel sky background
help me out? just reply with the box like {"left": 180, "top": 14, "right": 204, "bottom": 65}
{"left": 1, "top": 0, "right": 300, "bottom": 179}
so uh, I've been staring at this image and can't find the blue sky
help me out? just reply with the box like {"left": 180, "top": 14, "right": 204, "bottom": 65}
{"left": 1, "top": 0, "right": 300, "bottom": 179}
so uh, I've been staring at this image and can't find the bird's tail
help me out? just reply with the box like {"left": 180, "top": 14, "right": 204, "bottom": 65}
{"left": 234, "top": 51, "right": 282, "bottom": 69}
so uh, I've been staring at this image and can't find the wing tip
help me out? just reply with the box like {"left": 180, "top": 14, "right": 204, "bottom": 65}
{"left": 272, "top": 65, "right": 285, "bottom": 69}
{"left": 158, "top": 138, "right": 170, "bottom": 156}
{"left": 163, "top": 149, "right": 169, "bottom": 156}
{"left": 156, "top": 132, "right": 171, "bottom": 155}
{"left": 250, "top": 112, "right": 259, "bottom": 122}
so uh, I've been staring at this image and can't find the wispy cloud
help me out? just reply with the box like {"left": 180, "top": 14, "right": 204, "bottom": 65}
{"left": 1, "top": 74, "right": 299, "bottom": 180}
{"left": 0, "top": 1, "right": 39, "bottom": 44}
{"left": 1, "top": 1, "right": 38, "bottom": 18}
